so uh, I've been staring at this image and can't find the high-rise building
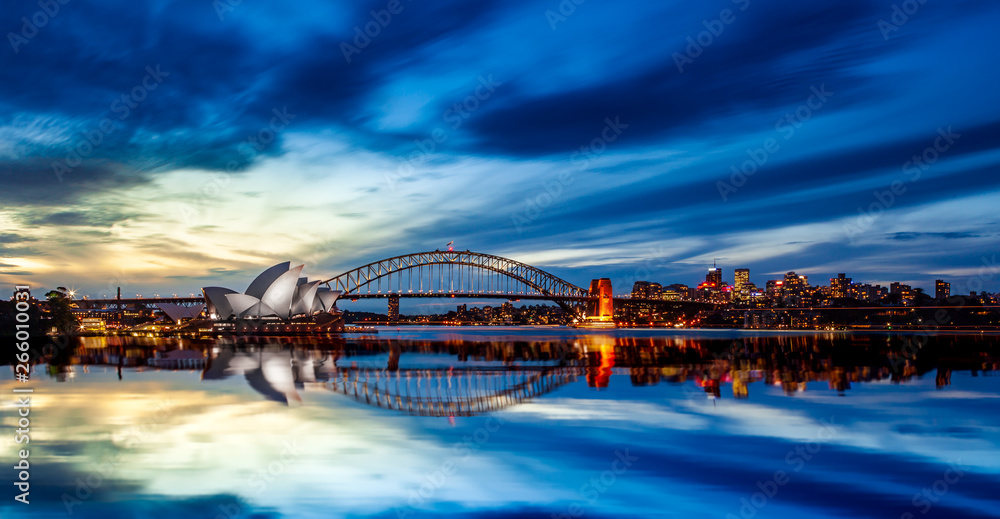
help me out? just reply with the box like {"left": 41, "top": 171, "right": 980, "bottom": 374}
{"left": 766, "top": 280, "right": 783, "bottom": 300}
{"left": 783, "top": 272, "right": 806, "bottom": 304}
{"left": 631, "top": 281, "right": 651, "bottom": 299}
{"left": 935, "top": 280, "right": 951, "bottom": 300}
{"left": 706, "top": 266, "right": 722, "bottom": 288}
{"left": 388, "top": 294, "right": 400, "bottom": 321}
{"left": 734, "top": 268, "right": 750, "bottom": 297}
{"left": 831, "top": 273, "right": 851, "bottom": 299}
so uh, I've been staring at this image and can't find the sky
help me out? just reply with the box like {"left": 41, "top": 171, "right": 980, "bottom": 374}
{"left": 2, "top": 0, "right": 1000, "bottom": 300}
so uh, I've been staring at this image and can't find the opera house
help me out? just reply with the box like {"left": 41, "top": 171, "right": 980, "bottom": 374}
{"left": 201, "top": 262, "right": 344, "bottom": 334}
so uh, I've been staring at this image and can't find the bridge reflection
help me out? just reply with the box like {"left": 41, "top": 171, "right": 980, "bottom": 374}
{"left": 328, "top": 367, "right": 576, "bottom": 416}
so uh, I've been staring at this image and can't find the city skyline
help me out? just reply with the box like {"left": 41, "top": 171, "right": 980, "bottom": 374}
{"left": 3, "top": 0, "right": 1000, "bottom": 302}
{"left": 20, "top": 256, "right": 990, "bottom": 302}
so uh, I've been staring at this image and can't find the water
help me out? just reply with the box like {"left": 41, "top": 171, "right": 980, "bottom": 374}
{"left": 2, "top": 327, "right": 999, "bottom": 518}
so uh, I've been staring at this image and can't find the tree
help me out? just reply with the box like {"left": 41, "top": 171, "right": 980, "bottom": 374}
{"left": 44, "top": 287, "right": 79, "bottom": 334}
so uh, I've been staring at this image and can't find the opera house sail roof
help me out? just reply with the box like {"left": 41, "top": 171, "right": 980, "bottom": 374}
{"left": 202, "top": 263, "right": 341, "bottom": 321}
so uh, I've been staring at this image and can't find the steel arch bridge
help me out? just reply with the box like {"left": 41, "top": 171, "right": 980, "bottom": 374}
{"left": 322, "top": 251, "right": 591, "bottom": 312}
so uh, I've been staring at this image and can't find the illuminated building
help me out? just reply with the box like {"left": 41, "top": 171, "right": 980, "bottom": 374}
{"left": 782, "top": 271, "right": 807, "bottom": 304}
{"left": 80, "top": 317, "right": 106, "bottom": 332}
{"left": 935, "top": 280, "right": 951, "bottom": 299}
{"left": 203, "top": 262, "right": 342, "bottom": 320}
{"left": 630, "top": 281, "right": 662, "bottom": 299}
{"left": 851, "top": 283, "right": 886, "bottom": 302}
{"left": 766, "top": 280, "right": 783, "bottom": 300}
{"left": 666, "top": 284, "right": 690, "bottom": 300}
{"left": 734, "top": 268, "right": 749, "bottom": 300}
{"left": 662, "top": 290, "right": 681, "bottom": 301}
{"left": 706, "top": 266, "right": 722, "bottom": 287}
{"left": 831, "top": 273, "right": 851, "bottom": 299}
{"left": 388, "top": 294, "right": 400, "bottom": 321}
{"left": 501, "top": 302, "right": 514, "bottom": 319}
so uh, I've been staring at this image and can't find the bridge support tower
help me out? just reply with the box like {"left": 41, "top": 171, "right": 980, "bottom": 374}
{"left": 583, "top": 278, "right": 614, "bottom": 325}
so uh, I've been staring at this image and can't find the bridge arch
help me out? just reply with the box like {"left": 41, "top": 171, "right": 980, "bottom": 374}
{"left": 322, "top": 251, "right": 590, "bottom": 314}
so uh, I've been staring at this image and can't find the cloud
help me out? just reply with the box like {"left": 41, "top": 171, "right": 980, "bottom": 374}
{"left": 1, "top": 0, "right": 1000, "bottom": 295}
{"left": 887, "top": 232, "right": 982, "bottom": 241}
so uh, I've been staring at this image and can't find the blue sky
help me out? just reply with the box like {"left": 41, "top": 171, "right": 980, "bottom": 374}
{"left": 2, "top": 0, "right": 999, "bottom": 298}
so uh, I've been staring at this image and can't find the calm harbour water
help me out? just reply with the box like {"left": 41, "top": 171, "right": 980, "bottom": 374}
{"left": 2, "top": 327, "right": 1000, "bottom": 519}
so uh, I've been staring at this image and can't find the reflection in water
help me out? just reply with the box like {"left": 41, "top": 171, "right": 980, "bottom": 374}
{"left": 2, "top": 329, "right": 999, "bottom": 519}
{"left": 39, "top": 331, "right": 1000, "bottom": 409}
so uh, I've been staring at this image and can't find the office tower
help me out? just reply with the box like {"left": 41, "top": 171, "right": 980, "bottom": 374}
{"left": 706, "top": 265, "right": 722, "bottom": 288}
{"left": 734, "top": 268, "right": 749, "bottom": 294}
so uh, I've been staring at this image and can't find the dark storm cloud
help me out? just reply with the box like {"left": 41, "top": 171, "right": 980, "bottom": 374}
{"left": 0, "top": 158, "right": 150, "bottom": 204}
{"left": 0, "top": 0, "right": 512, "bottom": 197}
{"left": 506, "top": 119, "right": 1000, "bottom": 242}
{"left": 461, "top": 1, "right": 884, "bottom": 155}
{"left": 888, "top": 232, "right": 983, "bottom": 241}
{"left": 22, "top": 209, "right": 138, "bottom": 227}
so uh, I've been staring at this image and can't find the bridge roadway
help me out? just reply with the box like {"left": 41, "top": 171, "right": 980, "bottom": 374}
{"left": 72, "top": 294, "right": 710, "bottom": 309}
